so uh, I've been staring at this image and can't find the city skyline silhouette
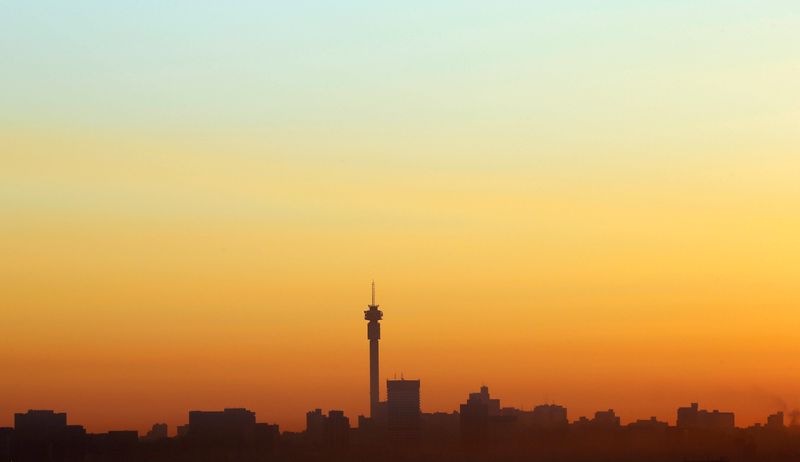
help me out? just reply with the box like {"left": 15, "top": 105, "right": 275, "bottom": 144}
{"left": 5, "top": 280, "right": 800, "bottom": 436}
{"left": 3, "top": 283, "right": 799, "bottom": 435}
{"left": 4, "top": 362, "right": 799, "bottom": 462}
{"left": 4, "top": 1, "right": 800, "bottom": 460}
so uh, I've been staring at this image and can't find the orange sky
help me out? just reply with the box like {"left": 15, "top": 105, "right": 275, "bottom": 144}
{"left": 3, "top": 1, "right": 800, "bottom": 435}
{"left": 3, "top": 130, "right": 800, "bottom": 433}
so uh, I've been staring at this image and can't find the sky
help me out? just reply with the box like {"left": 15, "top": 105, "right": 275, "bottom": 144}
{"left": 1, "top": 1, "right": 800, "bottom": 433}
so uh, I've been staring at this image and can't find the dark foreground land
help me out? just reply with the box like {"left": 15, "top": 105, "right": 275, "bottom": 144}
{"left": 4, "top": 425, "right": 800, "bottom": 462}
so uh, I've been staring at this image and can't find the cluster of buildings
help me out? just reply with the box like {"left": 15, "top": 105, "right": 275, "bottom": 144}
{"left": 1, "top": 285, "right": 797, "bottom": 461}
{"left": 1, "top": 393, "right": 792, "bottom": 461}
{"left": 0, "top": 407, "right": 280, "bottom": 461}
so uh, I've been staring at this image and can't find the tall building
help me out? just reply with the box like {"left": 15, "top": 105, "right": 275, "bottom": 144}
{"left": 364, "top": 281, "right": 383, "bottom": 418}
{"left": 387, "top": 379, "right": 421, "bottom": 443}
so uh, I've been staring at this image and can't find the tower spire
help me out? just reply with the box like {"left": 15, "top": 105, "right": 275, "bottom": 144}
{"left": 371, "top": 280, "right": 376, "bottom": 307}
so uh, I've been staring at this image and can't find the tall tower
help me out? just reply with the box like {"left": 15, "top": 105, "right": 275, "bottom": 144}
{"left": 364, "top": 281, "right": 383, "bottom": 418}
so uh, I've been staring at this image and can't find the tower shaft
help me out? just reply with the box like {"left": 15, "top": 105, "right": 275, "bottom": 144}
{"left": 369, "top": 338, "right": 379, "bottom": 418}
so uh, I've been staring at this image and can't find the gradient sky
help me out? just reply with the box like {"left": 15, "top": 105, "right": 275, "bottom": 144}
{"left": 2, "top": 1, "right": 800, "bottom": 433}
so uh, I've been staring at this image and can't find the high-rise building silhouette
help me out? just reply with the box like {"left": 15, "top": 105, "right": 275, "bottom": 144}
{"left": 387, "top": 379, "right": 421, "bottom": 444}
{"left": 364, "top": 281, "right": 383, "bottom": 418}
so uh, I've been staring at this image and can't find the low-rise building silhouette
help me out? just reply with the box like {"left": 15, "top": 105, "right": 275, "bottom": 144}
{"left": 460, "top": 386, "right": 493, "bottom": 445}
{"left": 628, "top": 416, "right": 669, "bottom": 431}
{"left": 176, "top": 424, "right": 190, "bottom": 438}
{"left": 14, "top": 410, "right": 68, "bottom": 435}
{"left": 459, "top": 386, "right": 522, "bottom": 446}
{"left": 305, "top": 409, "right": 350, "bottom": 448}
{"left": 0, "top": 427, "right": 12, "bottom": 462}
{"left": 90, "top": 430, "right": 138, "bottom": 447}
{"left": 767, "top": 411, "right": 784, "bottom": 429}
{"left": 306, "top": 409, "right": 326, "bottom": 443}
{"left": 529, "top": 404, "right": 569, "bottom": 429}
{"left": 677, "top": 403, "right": 735, "bottom": 430}
{"left": 573, "top": 409, "right": 621, "bottom": 430}
{"left": 188, "top": 408, "right": 256, "bottom": 442}
{"left": 142, "top": 423, "right": 168, "bottom": 441}
{"left": 420, "top": 411, "right": 459, "bottom": 445}
{"left": 592, "top": 409, "right": 621, "bottom": 428}
{"left": 12, "top": 410, "right": 87, "bottom": 462}
{"left": 184, "top": 408, "right": 278, "bottom": 450}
